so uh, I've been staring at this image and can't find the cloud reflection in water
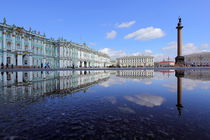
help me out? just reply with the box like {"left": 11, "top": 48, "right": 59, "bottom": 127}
{"left": 124, "top": 94, "right": 164, "bottom": 107}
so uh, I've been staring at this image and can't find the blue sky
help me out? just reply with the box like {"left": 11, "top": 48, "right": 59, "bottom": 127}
{"left": 1, "top": 0, "right": 210, "bottom": 60}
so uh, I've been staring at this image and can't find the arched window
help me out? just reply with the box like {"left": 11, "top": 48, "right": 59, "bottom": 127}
{"left": 7, "top": 42, "right": 11, "bottom": 49}
{"left": 17, "top": 43, "right": 21, "bottom": 49}
{"left": 25, "top": 45, "right": 28, "bottom": 51}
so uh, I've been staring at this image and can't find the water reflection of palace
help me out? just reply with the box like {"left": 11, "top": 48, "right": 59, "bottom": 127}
{"left": 116, "top": 70, "right": 154, "bottom": 79}
{"left": 0, "top": 71, "right": 110, "bottom": 103}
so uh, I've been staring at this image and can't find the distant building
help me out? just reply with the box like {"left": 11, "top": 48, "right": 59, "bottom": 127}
{"left": 155, "top": 61, "right": 175, "bottom": 67}
{"left": 110, "top": 59, "right": 117, "bottom": 67}
{"left": 116, "top": 56, "right": 154, "bottom": 67}
{"left": 184, "top": 52, "right": 210, "bottom": 66}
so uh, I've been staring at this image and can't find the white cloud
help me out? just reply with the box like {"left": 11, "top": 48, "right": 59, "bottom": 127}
{"left": 89, "top": 42, "right": 96, "bottom": 46}
{"left": 124, "top": 27, "right": 165, "bottom": 41}
{"left": 162, "top": 42, "right": 210, "bottom": 55}
{"left": 100, "top": 48, "right": 154, "bottom": 58}
{"left": 131, "top": 50, "right": 152, "bottom": 56}
{"left": 116, "top": 20, "right": 136, "bottom": 28}
{"left": 162, "top": 41, "right": 176, "bottom": 51}
{"left": 144, "top": 49, "right": 153, "bottom": 55}
{"left": 99, "top": 47, "right": 164, "bottom": 61}
{"left": 106, "top": 30, "right": 117, "bottom": 39}
{"left": 99, "top": 48, "right": 126, "bottom": 58}
{"left": 131, "top": 52, "right": 141, "bottom": 56}
{"left": 152, "top": 53, "right": 169, "bottom": 61}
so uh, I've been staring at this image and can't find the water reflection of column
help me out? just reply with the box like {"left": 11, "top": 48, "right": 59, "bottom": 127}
{"left": 176, "top": 77, "right": 183, "bottom": 115}
{"left": 175, "top": 70, "right": 184, "bottom": 116}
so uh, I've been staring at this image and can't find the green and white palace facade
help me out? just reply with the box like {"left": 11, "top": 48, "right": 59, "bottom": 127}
{"left": 0, "top": 18, "right": 111, "bottom": 68}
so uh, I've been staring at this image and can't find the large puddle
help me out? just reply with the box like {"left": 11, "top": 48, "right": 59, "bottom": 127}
{"left": 0, "top": 70, "right": 210, "bottom": 139}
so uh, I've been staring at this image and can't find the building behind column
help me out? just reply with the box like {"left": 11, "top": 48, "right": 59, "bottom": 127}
{"left": 116, "top": 56, "right": 154, "bottom": 67}
{"left": 184, "top": 52, "right": 210, "bottom": 66}
{"left": 0, "top": 18, "right": 111, "bottom": 68}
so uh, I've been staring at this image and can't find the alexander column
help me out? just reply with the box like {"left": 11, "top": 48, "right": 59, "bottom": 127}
{"left": 175, "top": 17, "right": 185, "bottom": 65}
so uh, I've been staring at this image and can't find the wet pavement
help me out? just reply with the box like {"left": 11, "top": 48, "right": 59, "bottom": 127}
{"left": 0, "top": 69, "right": 210, "bottom": 139}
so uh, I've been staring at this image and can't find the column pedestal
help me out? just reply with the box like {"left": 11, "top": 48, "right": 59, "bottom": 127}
{"left": 175, "top": 56, "right": 185, "bottom": 65}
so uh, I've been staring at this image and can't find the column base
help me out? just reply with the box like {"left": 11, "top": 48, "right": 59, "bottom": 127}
{"left": 175, "top": 56, "right": 185, "bottom": 66}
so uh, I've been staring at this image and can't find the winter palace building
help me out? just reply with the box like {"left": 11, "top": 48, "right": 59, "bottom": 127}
{"left": 0, "top": 18, "right": 111, "bottom": 68}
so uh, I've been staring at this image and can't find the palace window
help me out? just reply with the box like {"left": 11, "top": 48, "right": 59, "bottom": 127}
{"left": 6, "top": 34, "right": 11, "bottom": 38}
{"left": 25, "top": 45, "right": 28, "bottom": 51}
{"left": 16, "top": 36, "right": 21, "bottom": 40}
{"left": 24, "top": 73, "right": 28, "bottom": 79}
{"left": 24, "top": 59, "right": 28, "bottom": 65}
{"left": 7, "top": 42, "right": 11, "bottom": 49}
{"left": 17, "top": 43, "right": 21, "bottom": 49}
{"left": 24, "top": 38, "right": 28, "bottom": 42}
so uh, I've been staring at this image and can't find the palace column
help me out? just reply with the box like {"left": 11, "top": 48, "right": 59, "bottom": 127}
{"left": 21, "top": 34, "right": 24, "bottom": 51}
{"left": 2, "top": 29, "right": 7, "bottom": 66}
{"left": 28, "top": 54, "right": 32, "bottom": 67}
{"left": 43, "top": 42, "right": 46, "bottom": 67}
{"left": 28, "top": 37, "right": 33, "bottom": 67}
{"left": 12, "top": 32, "right": 16, "bottom": 51}
{"left": 17, "top": 52, "right": 23, "bottom": 67}
{"left": 82, "top": 61, "right": 84, "bottom": 68}
{"left": 175, "top": 17, "right": 184, "bottom": 65}
{"left": 2, "top": 29, "right": 6, "bottom": 50}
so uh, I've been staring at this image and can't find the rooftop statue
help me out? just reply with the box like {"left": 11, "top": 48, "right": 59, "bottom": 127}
{"left": 178, "top": 16, "right": 182, "bottom": 23}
